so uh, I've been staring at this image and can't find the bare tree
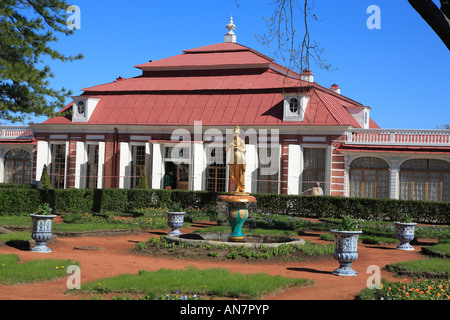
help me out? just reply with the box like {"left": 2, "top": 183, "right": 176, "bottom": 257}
{"left": 252, "top": 0, "right": 449, "bottom": 75}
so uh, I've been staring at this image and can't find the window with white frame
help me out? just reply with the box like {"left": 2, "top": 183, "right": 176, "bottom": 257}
{"left": 283, "top": 94, "right": 309, "bottom": 122}
{"left": 257, "top": 146, "right": 280, "bottom": 194}
{"left": 302, "top": 147, "right": 326, "bottom": 192}
{"left": 50, "top": 144, "right": 66, "bottom": 189}
{"left": 205, "top": 146, "right": 226, "bottom": 192}
{"left": 131, "top": 145, "right": 146, "bottom": 188}
{"left": 85, "top": 144, "right": 99, "bottom": 189}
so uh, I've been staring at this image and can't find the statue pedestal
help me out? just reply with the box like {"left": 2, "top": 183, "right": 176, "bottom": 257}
{"left": 217, "top": 194, "right": 257, "bottom": 242}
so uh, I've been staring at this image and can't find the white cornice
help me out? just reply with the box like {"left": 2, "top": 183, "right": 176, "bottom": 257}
{"left": 32, "top": 123, "right": 350, "bottom": 136}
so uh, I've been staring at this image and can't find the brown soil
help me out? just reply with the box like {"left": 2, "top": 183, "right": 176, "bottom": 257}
{"left": 0, "top": 220, "right": 437, "bottom": 300}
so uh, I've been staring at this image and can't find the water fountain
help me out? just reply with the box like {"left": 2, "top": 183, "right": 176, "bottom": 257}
{"left": 165, "top": 126, "right": 305, "bottom": 248}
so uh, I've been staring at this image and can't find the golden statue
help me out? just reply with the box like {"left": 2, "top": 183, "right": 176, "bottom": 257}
{"left": 227, "top": 126, "right": 246, "bottom": 193}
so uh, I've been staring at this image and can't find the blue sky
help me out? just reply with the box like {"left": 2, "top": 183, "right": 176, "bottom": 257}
{"left": 15, "top": 0, "right": 450, "bottom": 129}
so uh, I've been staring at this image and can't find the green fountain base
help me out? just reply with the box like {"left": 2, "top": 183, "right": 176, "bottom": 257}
{"left": 217, "top": 193, "right": 257, "bottom": 243}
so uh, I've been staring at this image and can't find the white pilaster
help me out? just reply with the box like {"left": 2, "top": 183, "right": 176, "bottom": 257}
{"left": 151, "top": 143, "right": 163, "bottom": 189}
{"left": 287, "top": 145, "right": 301, "bottom": 195}
{"left": 192, "top": 142, "right": 204, "bottom": 191}
{"left": 244, "top": 144, "right": 257, "bottom": 193}
{"left": 0, "top": 148, "right": 4, "bottom": 183}
{"left": 35, "top": 140, "right": 50, "bottom": 181}
{"left": 389, "top": 167, "right": 400, "bottom": 200}
{"left": 344, "top": 161, "right": 350, "bottom": 197}
{"left": 74, "top": 141, "right": 85, "bottom": 188}
{"left": 119, "top": 142, "right": 130, "bottom": 189}
{"left": 325, "top": 146, "right": 332, "bottom": 196}
{"left": 97, "top": 142, "right": 105, "bottom": 188}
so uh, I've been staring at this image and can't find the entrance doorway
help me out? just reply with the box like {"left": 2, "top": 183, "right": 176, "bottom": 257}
{"left": 164, "top": 161, "right": 189, "bottom": 190}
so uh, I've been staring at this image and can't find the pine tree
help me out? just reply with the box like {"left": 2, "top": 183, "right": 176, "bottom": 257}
{"left": 40, "top": 164, "right": 52, "bottom": 189}
{"left": 137, "top": 169, "right": 149, "bottom": 189}
{"left": 0, "top": 0, "right": 83, "bottom": 123}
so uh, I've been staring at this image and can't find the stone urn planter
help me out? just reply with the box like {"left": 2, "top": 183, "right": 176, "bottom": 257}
{"left": 394, "top": 222, "right": 417, "bottom": 251}
{"left": 331, "top": 216, "right": 362, "bottom": 276}
{"left": 30, "top": 203, "right": 56, "bottom": 253}
{"left": 166, "top": 202, "right": 186, "bottom": 236}
{"left": 331, "top": 230, "right": 363, "bottom": 276}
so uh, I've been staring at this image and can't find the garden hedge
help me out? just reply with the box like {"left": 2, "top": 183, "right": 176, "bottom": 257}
{"left": 0, "top": 185, "right": 448, "bottom": 224}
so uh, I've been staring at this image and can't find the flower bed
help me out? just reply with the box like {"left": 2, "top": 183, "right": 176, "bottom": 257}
{"left": 361, "top": 278, "right": 450, "bottom": 300}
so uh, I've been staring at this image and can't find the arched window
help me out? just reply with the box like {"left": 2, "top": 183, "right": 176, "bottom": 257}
{"left": 399, "top": 159, "right": 450, "bottom": 202}
{"left": 289, "top": 98, "right": 299, "bottom": 113}
{"left": 349, "top": 157, "right": 389, "bottom": 199}
{"left": 4, "top": 149, "right": 32, "bottom": 184}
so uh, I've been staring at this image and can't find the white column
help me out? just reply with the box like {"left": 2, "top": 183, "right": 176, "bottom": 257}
{"left": 144, "top": 142, "right": 151, "bottom": 188}
{"left": 390, "top": 167, "right": 400, "bottom": 200}
{"left": 35, "top": 140, "right": 49, "bottom": 181}
{"left": 244, "top": 144, "right": 257, "bottom": 193}
{"left": 119, "top": 142, "right": 130, "bottom": 189}
{"left": 74, "top": 141, "right": 85, "bottom": 188}
{"left": 191, "top": 142, "right": 204, "bottom": 191}
{"left": 151, "top": 143, "right": 163, "bottom": 189}
{"left": 97, "top": 142, "right": 105, "bottom": 188}
{"left": 344, "top": 161, "right": 350, "bottom": 197}
{"left": 287, "top": 145, "right": 301, "bottom": 195}
{"left": 0, "top": 147, "right": 4, "bottom": 183}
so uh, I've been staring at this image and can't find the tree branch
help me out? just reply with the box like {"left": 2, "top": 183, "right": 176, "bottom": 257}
{"left": 408, "top": 0, "right": 450, "bottom": 50}
{"left": 256, "top": 0, "right": 333, "bottom": 73}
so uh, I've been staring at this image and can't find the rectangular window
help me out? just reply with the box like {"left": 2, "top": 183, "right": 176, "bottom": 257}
{"left": 85, "top": 144, "right": 99, "bottom": 189}
{"left": 131, "top": 145, "right": 146, "bottom": 188}
{"left": 257, "top": 146, "right": 280, "bottom": 194}
{"left": 50, "top": 144, "right": 66, "bottom": 189}
{"left": 302, "top": 148, "right": 326, "bottom": 192}
{"left": 205, "top": 146, "right": 226, "bottom": 192}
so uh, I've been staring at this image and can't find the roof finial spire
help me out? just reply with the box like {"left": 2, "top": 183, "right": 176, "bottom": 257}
{"left": 225, "top": 16, "right": 236, "bottom": 43}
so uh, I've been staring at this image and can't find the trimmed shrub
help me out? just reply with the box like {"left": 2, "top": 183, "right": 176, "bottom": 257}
{"left": 0, "top": 187, "right": 448, "bottom": 224}
{"left": 101, "top": 189, "right": 128, "bottom": 212}
{"left": 40, "top": 165, "right": 52, "bottom": 189}
{"left": 0, "top": 189, "right": 40, "bottom": 215}
{"left": 136, "top": 170, "right": 149, "bottom": 189}
{"left": 127, "top": 189, "right": 156, "bottom": 210}
{"left": 54, "top": 189, "right": 94, "bottom": 214}
{"left": 0, "top": 184, "right": 33, "bottom": 189}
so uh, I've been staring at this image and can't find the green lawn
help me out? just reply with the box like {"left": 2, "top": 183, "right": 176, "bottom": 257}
{"left": 385, "top": 257, "right": 450, "bottom": 277}
{"left": 0, "top": 254, "right": 77, "bottom": 285}
{"left": 0, "top": 231, "right": 31, "bottom": 242}
{"left": 77, "top": 266, "right": 313, "bottom": 300}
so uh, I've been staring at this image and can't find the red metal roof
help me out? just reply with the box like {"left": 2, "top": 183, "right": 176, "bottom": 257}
{"left": 135, "top": 42, "right": 275, "bottom": 71}
{"left": 135, "top": 51, "right": 270, "bottom": 71}
{"left": 44, "top": 89, "right": 370, "bottom": 127}
{"left": 82, "top": 69, "right": 305, "bottom": 93}
{"left": 43, "top": 42, "right": 378, "bottom": 129}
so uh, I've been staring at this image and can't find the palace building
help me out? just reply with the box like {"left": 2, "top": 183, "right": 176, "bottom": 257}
{"left": 1, "top": 18, "right": 449, "bottom": 201}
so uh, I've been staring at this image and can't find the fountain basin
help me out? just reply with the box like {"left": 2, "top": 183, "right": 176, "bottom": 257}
{"left": 165, "top": 232, "right": 305, "bottom": 249}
